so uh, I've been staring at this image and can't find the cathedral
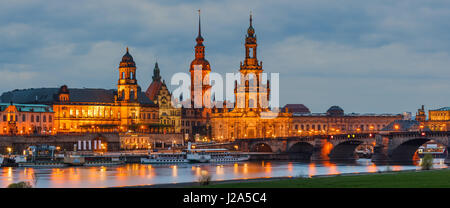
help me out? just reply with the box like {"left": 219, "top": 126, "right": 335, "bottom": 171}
{"left": 210, "top": 15, "right": 292, "bottom": 141}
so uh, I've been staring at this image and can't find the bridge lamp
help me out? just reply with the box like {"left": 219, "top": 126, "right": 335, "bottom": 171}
{"left": 394, "top": 124, "right": 400, "bottom": 130}
{"left": 6, "top": 147, "right": 12, "bottom": 154}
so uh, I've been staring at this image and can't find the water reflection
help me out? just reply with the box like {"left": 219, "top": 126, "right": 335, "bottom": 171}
{"left": 0, "top": 159, "right": 446, "bottom": 188}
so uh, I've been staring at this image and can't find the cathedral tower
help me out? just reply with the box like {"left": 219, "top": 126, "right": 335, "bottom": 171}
{"left": 117, "top": 47, "right": 138, "bottom": 102}
{"left": 235, "top": 14, "right": 269, "bottom": 111}
{"left": 190, "top": 10, "right": 211, "bottom": 108}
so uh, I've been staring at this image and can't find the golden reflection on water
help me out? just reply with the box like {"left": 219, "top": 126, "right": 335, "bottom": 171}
{"left": 323, "top": 161, "right": 340, "bottom": 175}
{"left": 216, "top": 165, "right": 224, "bottom": 175}
{"left": 264, "top": 162, "right": 272, "bottom": 174}
{"left": 171, "top": 165, "right": 178, "bottom": 177}
{"left": 0, "top": 161, "right": 426, "bottom": 188}
{"left": 366, "top": 164, "right": 378, "bottom": 173}
{"left": 243, "top": 163, "right": 248, "bottom": 175}
{"left": 287, "top": 162, "right": 293, "bottom": 173}
{"left": 308, "top": 163, "right": 316, "bottom": 177}
{"left": 195, "top": 166, "right": 201, "bottom": 176}
{"left": 391, "top": 166, "right": 403, "bottom": 171}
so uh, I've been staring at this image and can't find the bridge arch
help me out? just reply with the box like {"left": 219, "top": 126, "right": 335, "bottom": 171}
{"left": 250, "top": 142, "right": 273, "bottom": 152}
{"left": 329, "top": 140, "right": 364, "bottom": 161}
{"left": 389, "top": 138, "right": 433, "bottom": 163}
{"left": 288, "top": 142, "right": 314, "bottom": 160}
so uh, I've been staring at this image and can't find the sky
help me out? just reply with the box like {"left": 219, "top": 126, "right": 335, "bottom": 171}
{"left": 0, "top": 0, "right": 449, "bottom": 114}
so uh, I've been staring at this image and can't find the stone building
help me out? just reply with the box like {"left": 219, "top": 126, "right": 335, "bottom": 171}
{"left": 291, "top": 106, "right": 403, "bottom": 135}
{"left": 415, "top": 106, "right": 450, "bottom": 131}
{"left": 180, "top": 11, "right": 212, "bottom": 141}
{"left": 210, "top": 15, "right": 292, "bottom": 141}
{"left": 1, "top": 48, "right": 160, "bottom": 134}
{"left": 145, "top": 62, "right": 182, "bottom": 133}
{"left": 0, "top": 103, "right": 54, "bottom": 135}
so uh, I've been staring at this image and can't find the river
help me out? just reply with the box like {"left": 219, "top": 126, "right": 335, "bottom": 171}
{"left": 0, "top": 159, "right": 447, "bottom": 188}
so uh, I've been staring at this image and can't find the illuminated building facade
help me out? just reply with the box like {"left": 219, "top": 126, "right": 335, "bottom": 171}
{"left": 0, "top": 103, "right": 54, "bottom": 135}
{"left": 180, "top": 11, "right": 212, "bottom": 141}
{"left": 415, "top": 106, "right": 450, "bottom": 131}
{"left": 291, "top": 106, "right": 403, "bottom": 135}
{"left": 211, "top": 15, "right": 292, "bottom": 141}
{"left": 145, "top": 62, "right": 182, "bottom": 133}
{"left": 1, "top": 48, "right": 160, "bottom": 134}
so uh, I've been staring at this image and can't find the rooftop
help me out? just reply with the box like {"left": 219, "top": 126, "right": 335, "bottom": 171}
{"left": 0, "top": 103, "right": 53, "bottom": 112}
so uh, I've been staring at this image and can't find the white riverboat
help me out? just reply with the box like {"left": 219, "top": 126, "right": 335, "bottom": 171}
{"left": 186, "top": 148, "right": 250, "bottom": 163}
{"left": 140, "top": 153, "right": 189, "bottom": 164}
{"left": 0, "top": 156, "right": 4, "bottom": 167}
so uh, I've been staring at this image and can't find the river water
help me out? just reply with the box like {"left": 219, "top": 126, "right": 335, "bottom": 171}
{"left": 0, "top": 159, "right": 447, "bottom": 188}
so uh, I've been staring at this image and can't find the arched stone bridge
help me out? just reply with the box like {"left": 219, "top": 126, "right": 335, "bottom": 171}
{"left": 372, "top": 131, "right": 450, "bottom": 164}
{"left": 233, "top": 133, "right": 376, "bottom": 161}
{"left": 226, "top": 131, "right": 450, "bottom": 163}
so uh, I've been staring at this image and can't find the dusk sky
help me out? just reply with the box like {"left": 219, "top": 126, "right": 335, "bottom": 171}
{"left": 1, "top": 0, "right": 449, "bottom": 114}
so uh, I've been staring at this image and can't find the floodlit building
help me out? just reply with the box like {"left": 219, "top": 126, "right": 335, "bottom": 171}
{"left": 0, "top": 103, "right": 54, "bottom": 135}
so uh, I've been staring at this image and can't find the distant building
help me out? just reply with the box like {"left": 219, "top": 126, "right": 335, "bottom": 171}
{"left": 0, "top": 103, "right": 54, "bottom": 135}
{"left": 283, "top": 104, "right": 310, "bottom": 115}
{"left": 291, "top": 106, "right": 402, "bottom": 135}
{"left": 381, "top": 120, "right": 428, "bottom": 132}
{"left": 429, "top": 107, "right": 450, "bottom": 121}
{"left": 402, "top": 112, "right": 412, "bottom": 120}
{"left": 415, "top": 106, "right": 449, "bottom": 131}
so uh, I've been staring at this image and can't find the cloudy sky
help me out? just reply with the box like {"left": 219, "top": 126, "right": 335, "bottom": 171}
{"left": 1, "top": 0, "right": 449, "bottom": 114}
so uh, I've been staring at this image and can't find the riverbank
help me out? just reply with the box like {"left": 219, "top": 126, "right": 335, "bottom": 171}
{"left": 200, "top": 169, "right": 450, "bottom": 188}
{"left": 118, "top": 168, "right": 450, "bottom": 188}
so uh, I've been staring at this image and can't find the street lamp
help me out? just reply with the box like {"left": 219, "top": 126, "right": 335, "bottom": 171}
{"left": 6, "top": 147, "right": 12, "bottom": 155}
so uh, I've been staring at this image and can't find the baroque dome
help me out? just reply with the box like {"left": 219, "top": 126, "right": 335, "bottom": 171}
{"left": 119, "top": 47, "right": 136, "bottom": 68}
{"left": 327, "top": 106, "right": 344, "bottom": 116}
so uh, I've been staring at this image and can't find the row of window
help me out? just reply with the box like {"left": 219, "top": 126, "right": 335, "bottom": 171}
{"left": 1, "top": 125, "right": 53, "bottom": 134}
{"left": 293, "top": 123, "right": 387, "bottom": 131}
{"left": 181, "top": 120, "right": 201, "bottom": 127}
{"left": 1, "top": 114, "right": 52, "bottom": 123}
{"left": 140, "top": 113, "right": 158, "bottom": 120}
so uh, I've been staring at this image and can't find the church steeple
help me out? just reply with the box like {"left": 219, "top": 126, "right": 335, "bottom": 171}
{"left": 247, "top": 12, "right": 255, "bottom": 37}
{"left": 194, "top": 9, "right": 205, "bottom": 59}
{"left": 118, "top": 47, "right": 138, "bottom": 102}
{"left": 241, "top": 12, "right": 261, "bottom": 70}
{"left": 189, "top": 9, "right": 212, "bottom": 108}
{"left": 152, "top": 62, "right": 161, "bottom": 82}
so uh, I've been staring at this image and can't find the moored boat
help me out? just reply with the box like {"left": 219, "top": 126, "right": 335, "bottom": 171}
{"left": 141, "top": 153, "right": 188, "bottom": 164}
{"left": 18, "top": 162, "right": 67, "bottom": 168}
{"left": 186, "top": 149, "right": 250, "bottom": 163}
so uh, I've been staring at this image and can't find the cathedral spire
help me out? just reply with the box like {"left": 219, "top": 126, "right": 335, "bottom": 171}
{"left": 196, "top": 9, "right": 204, "bottom": 44}
{"left": 194, "top": 9, "right": 205, "bottom": 60}
{"left": 247, "top": 12, "right": 255, "bottom": 37}
{"left": 152, "top": 62, "right": 161, "bottom": 82}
